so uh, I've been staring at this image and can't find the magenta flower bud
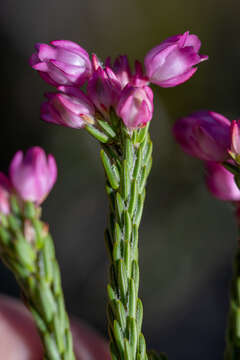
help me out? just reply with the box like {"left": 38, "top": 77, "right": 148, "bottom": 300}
{"left": 41, "top": 86, "right": 95, "bottom": 129}
{"left": 173, "top": 110, "right": 231, "bottom": 161}
{"left": 0, "top": 173, "right": 11, "bottom": 215}
{"left": 144, "top": 31, "right": 208, "bottom": 87}
{"left": 10, "top": 147, "right": 57, "bottom": 204}
{"left": 87, "top": 57, "right": 121, "bottom": 117}
{"left": 230, "top": 120, "right": 240, "bottom": 155}
{"left": 116, "top": 85, "right": 153, "bottom": 129}
{"left": 106, "top": 55, "right": 131, "bottom": 89}
{"left": 30, "top": 40, "right": 92, "bottom": 87}
{"left": 205, "top": 162, "right": 240, "bottom": 201}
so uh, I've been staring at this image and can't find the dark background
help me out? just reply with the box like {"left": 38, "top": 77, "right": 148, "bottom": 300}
{"left": 0, "top": 1, "right": 239, "bottom": 359}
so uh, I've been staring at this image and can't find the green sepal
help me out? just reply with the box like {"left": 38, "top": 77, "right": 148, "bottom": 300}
{"left": 85, "top": 124, "right": 109, "bottom": 143}
{"left": 24, "top": 201, "right": 36, "bottom": 219}
{"left": 137, "top": 123, "right": 149, "bottom": 144}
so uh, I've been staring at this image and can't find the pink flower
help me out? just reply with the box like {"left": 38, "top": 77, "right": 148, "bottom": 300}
{"left": 41, "top": 86, "right": 95, "bottom": 128}
{"left": 230, "top": 120, "right": 240, "bottom": 155}
{"left": 105, "top": 55, "right": 131, "bottom": 89}
{"left": 173, "top": 110, "right": 231, "bottom": 161}
{"left": 30, "top": 40, "right": 92, "bottom": 87}
{"left": 10, "top": 147, "right": 57, "bottom": 204}
{"left": 205, "top": 162, "right": 240, "bottom": 201}
{"left": 87, "top": 55, "right": 121, "bottom": 118}
{"left": 0, "top": 173, "right": 11, "bottom": 215}
{"left": 105, "top": 56, "right": 149, "bottom": 89}
{"left": 116, "top": 85, "right": 153, "bottom": 129}
{"left": 144, "top": 31, "right": 208, "bottom": 87}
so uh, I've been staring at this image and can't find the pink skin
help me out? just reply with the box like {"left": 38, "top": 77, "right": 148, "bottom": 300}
{"left": 173, "top": 110, "right": 231, "bottom": 162}
{"left": 30, "top": 40, "right": 92, "bottom": 87}
{"left": 205, "top": 162, "right": 240, "bottom": 201}
{"left": 0, "top": 295, "right": 110, "bottom": 360}
{"left": 10, "top": 147, "right": 57, "bottom": 205}
{"left": 144, "top": 31, "right": 208, "bottom": 87}
{"left": 116, "top": 85, "right": 153, "bottom": 129}
{"left": 41, "top": 86, "right": 95, "bottom": 128}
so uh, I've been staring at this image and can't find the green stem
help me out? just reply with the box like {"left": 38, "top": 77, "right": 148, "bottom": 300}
{"left": 0, "top": 199, "right": 75, "bottom": 360}
{"left": 224, "top": 205, "right": 240, "bottom": 360}
{"left": 99, "top": 122, "right": 152, "bottom": 360}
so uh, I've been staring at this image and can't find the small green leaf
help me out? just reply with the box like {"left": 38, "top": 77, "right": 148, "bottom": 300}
{"left": 98, "top": 120, "right": 117, "bottom": 138}
{"left": 118, "top": 260, "right": 128, "bottom": 302}
{"left": 101, "top": 150, "right": 120, "bottom": 189}
{"left": 85, "top": 124, "right": 109, "bottom": 143}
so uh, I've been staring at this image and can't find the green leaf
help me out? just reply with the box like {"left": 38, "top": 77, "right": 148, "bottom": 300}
{"left": 101, "top": 150, "right": 120, "bottom": 189}
{"left": 98, "top": 120, "right": 117, "bottom": 138}
{"left": 113, "top": 320, "right": 125, "bottom": 358}
{"left": 128, "top": 278, "right": 136, "bottom": 318}
{"left": 118, "top": 260, "right": 128, "bottom": 302}
{"left": 85, "top": 124, "right": 109, "bottom": 143}
{"left": 124, "top": 338, "right": 132, "bottom": 360}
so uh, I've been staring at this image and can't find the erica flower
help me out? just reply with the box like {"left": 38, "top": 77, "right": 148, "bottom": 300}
{"left": 41, "top": 86, "right": 95, "bottom": 128}
{"left": 116, "top": 85, "right": 153, "bottom": 129}
{"left": 10, "top": 147, "right": 57, "bottom": 204}
{"left": 0, "top": 173, "right": 11, "bottom": 215}
{"left": 205, "top": 162, "right": 240, "bottom": 201}
{"left": 30, "top": 40, "right": 92, "bottom": 87}
{"left": 144, "top": 31, "right": 208, "bottom": 87}
{"left": 173, "top": 110, "right": 231, "bottom": 161}
{"left": 87, "top": 55, "right": 121, "bottom": 118}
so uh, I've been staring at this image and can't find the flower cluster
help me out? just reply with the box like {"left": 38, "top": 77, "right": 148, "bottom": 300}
{"left": 30, "top": 32, "right": 207, "bottom": 130}
{"left": 173, "top": 111, "right": 240, "bottom": 201}
{"left": 0, "top": 147, "right": 57, "bottom": 214}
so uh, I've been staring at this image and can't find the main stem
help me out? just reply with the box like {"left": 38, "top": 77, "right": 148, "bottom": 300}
{"left": 225, "top": 204, "right": 240, "bottom": 360}
{"left": 100, "top": 123, "right": 152, "bottom": 360}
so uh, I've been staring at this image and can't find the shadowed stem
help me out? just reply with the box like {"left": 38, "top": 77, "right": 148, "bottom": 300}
{"left": 0, "top": 199, "right": 75, "bottom": 360}
{"left": 225, "top": 204, "right": 240, "bottom": 360}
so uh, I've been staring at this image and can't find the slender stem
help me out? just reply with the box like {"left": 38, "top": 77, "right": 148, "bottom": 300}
{"left": 225, "top": 204, "right": 240, "bottom": 360}
{"left": 100, "top": 123, "right": 152, "bottom": 360}
{"left": 0, "top": 200, "right": 75, "bottom": 360}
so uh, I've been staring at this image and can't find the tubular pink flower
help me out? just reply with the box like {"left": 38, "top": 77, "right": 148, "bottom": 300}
{"left": 205, "top": 162, "right": 240, "bottom": 201}
{"left": 116, "top": 85, "right": 153, "bottom": 129}
{"left": 30, "top": 40, "right": 92, "bottom": 87}
{"left": 173, "top": 110, "right": 231, "bottom": 161}
{"left": 0, "top": 173, "right": 11, "bottom": 215}
{"left": 144, "top": 31, "right": 208, "bottom": 87}
{"left": 10, "top": 147, "right": 57, "bottom": 204}
{"left": 41, "top": 86, "right": 95, "bottom": 129}
{"left": 87, "top": 55, "right": 121, "bottom": 117}
{"left": 230, "top": 120, "right": 240, "bottom": 155}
